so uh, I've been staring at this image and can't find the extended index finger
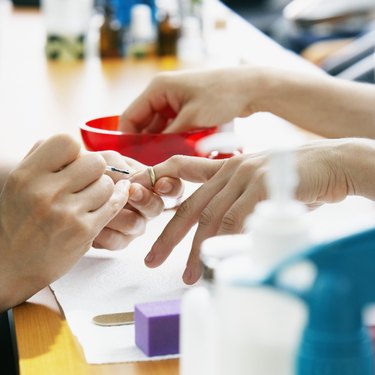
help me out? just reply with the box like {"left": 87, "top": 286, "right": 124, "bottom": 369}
{"left": 130, "top": 156, "right": 225, "bottom": 188}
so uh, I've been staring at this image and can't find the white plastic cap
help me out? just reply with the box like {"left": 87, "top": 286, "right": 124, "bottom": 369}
{"left": 42, "top": 0, "right": 94, "bottom": 34}
{"left": 266, "top": 147, "right": 298, "bottom": 205}
{"left": 200, "top": 234, "right": 249, "bottom": 266}
{"left": 243, "top": 147, "right": 310, "bottom": 269}
{"left": 130, "top": 4, "right": 154, "bottom": 39}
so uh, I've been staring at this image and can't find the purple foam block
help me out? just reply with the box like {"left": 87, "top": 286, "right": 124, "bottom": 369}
{"left": 135, "top": 299, "right": 181, "bottom": 357}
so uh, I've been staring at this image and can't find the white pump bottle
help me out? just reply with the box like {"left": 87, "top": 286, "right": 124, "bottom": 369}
{"left": 180, "top": 147, "right": 311, "bottom": 375}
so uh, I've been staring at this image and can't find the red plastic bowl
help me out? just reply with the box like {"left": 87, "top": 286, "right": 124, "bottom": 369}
{"left": 80, "top": 116, "right": 218, "bottom": 166}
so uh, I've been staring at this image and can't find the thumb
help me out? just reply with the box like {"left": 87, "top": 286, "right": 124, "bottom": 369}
{"left": 130, "top": 156, "right": 224, "bottom": 189}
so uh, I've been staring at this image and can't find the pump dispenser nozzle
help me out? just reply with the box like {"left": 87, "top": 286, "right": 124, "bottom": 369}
{"left": 247, "top": 147, "right": 309, "bottom": 269}
{"left": 267, "top": 148, "right": 298, "bottom": 206}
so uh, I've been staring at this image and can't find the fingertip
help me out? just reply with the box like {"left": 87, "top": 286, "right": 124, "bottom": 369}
{"left": 163, "top": 123, "right": 184, "bottom": 134}
{"left": 162, "top": 116, "right": 189, "bottom": 134}
{"left": 144, "top": 253, "right": 160, "bottom": 268}
{"left": 118, "top": 113, "right": 126, "bottom": 130}
{"left": 182, "top": 263, "right": 202, "bottom": 284}
{"left": 118, "top": 178, "right": 131, "bottom": 189}
{"left": 129, "top": 183, "right": 144, "bottom": 202}
{"left": 144, "top": 251, "right": 154, "bottom": 264}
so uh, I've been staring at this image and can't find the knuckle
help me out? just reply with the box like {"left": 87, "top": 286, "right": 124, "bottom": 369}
{"left": 29, "top": 188, "right": 53, "bottom": 212}
{"left": 108, "top": 196, "right": 125, "bottom": 216}
{"left": 175, "top": 197, "right": 194, "bottom": 220}
{"left": 220, "top": 212, "right": 240, "bottom": 233}
{"left": 100, "top": 174, "right": 115, "bottom": 192}
{"left": 100, "top": 150, "right": 121, "bottom": 164}
{"left": 6, "top": 168, "right": 29, "bottom": 190}
{"left": 88, "top": 153, "right": 106, "bottom": 170}
{"left": 237, "top": 160, "right": 255, "bottom": 175}
{"left": 153, "top": 72, "right": 170, "bottom": 86}
{"left": 53, "top": 134, "right": 80, "bottom": 154}
{"left": 199, "top": 206, "right": 215, "bottom": 228}
{"left": 36, "top": 203, "right": 75, "bottom": 233}
{"left": 169, "top": 154, "right": 187, "bottom": 167}
{"left": 252, "top": 168, "right": 267, "bottom": 197}
{"left": 74, "top": 220, "right": 93, "bottom": 237}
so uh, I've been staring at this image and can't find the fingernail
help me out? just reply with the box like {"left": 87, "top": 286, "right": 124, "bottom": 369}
{"left": 130, "top": 186, "right": 143, "bottom": 202}
{"left": 156, "top": 181, "right": 173, "bottom": 194}
{"left": 145, "top": 252, "right": 154, "bottom": 264}
{"left": 182, "top": 267, "right": 193, "bottom": 283}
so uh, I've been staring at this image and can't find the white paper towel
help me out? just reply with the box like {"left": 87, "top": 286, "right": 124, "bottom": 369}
{"left": 51, "top": 206, "right": 196, "bottom": 364}
{"left": 51, "top": 186, "right": 375, "bottom": 364}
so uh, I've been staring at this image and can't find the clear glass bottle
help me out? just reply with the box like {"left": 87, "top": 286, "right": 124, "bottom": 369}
{"left": 42, "top": 0, "right": 94, "bottom": 61}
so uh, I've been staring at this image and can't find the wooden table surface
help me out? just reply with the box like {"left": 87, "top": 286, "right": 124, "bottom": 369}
{"left": 0, "top": 2, "right": 319, "bottom": 374}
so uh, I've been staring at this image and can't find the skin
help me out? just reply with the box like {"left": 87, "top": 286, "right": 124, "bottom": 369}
{"left": 95, "top": 150, "right": 183, "bottom": 250}
{"left": 121, "top": 66, "right": 375, "bottom": 285}
{"left": 131, "top": 138, "right": 375, "bottom": 284}
{"left": 0, "top": 135, "right": 183, "bottom": 312}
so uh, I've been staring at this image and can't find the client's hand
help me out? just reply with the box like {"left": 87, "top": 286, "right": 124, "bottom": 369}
{"left": 131, "top": 139, "right": 363, "bottom": 284}
{"left": 94, "top": 151, "right": 184, "bottom": 250}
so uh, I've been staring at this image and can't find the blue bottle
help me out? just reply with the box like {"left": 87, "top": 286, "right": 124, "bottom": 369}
{"left": 255, "top": 227, "right": 375, "bottom": 375}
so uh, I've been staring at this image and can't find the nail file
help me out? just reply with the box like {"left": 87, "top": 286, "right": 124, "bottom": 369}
{"left": 92, "top": 312, "right": 134, "bottom": 326}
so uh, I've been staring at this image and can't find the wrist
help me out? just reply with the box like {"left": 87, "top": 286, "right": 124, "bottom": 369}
{"left": 238, "top": 66, "right": 273, "bottom": 116}
{"left": 243, "top": 67, "right": 287, "bottom": 115}
{"left": 338, "top": 138, "right": 375, "bottom": 200}
{"left": 0, "top": 229, "right": 30, "bottom": 311}
{"left": 0, "top": 242, "right": 16, "bottom": 312}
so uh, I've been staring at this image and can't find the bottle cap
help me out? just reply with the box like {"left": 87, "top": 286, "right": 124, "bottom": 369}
{"left": 130, "top": 4, "right": 154, "bottom": 39}
{"left": 201, "top": 234, "right": 249, "bottom": 282}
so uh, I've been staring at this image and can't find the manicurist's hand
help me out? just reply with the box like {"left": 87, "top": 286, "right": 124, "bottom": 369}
{"left": 120, "top": 66, "right": 375, "bottom": 139}
{"left": 131, "top": 138, "right": 374, "bottom": 284}
{"left": 119, "top": 67, "right": 259, "bottom": 134}
{"left": 94, "top": 151, "right": 184, "bottom": 250}
{"left": 0, "top": 135, "right": 129, "bottom": 311}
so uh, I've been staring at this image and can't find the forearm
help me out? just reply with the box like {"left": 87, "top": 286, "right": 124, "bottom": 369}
{"left": 253, "top": 68, "right": 375, "bottom": 139}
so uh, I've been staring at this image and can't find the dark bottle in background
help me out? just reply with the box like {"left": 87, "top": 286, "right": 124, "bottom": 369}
{"left": 98, "top": 0, "right": 123, "bottom": 58}
{"left": 157, "top": 9, "right": 180, "bottom": 57}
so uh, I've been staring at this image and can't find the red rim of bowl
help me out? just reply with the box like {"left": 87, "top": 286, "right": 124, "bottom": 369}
{"left": 80, "top": 116, "right": 217, "bottom": 136}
